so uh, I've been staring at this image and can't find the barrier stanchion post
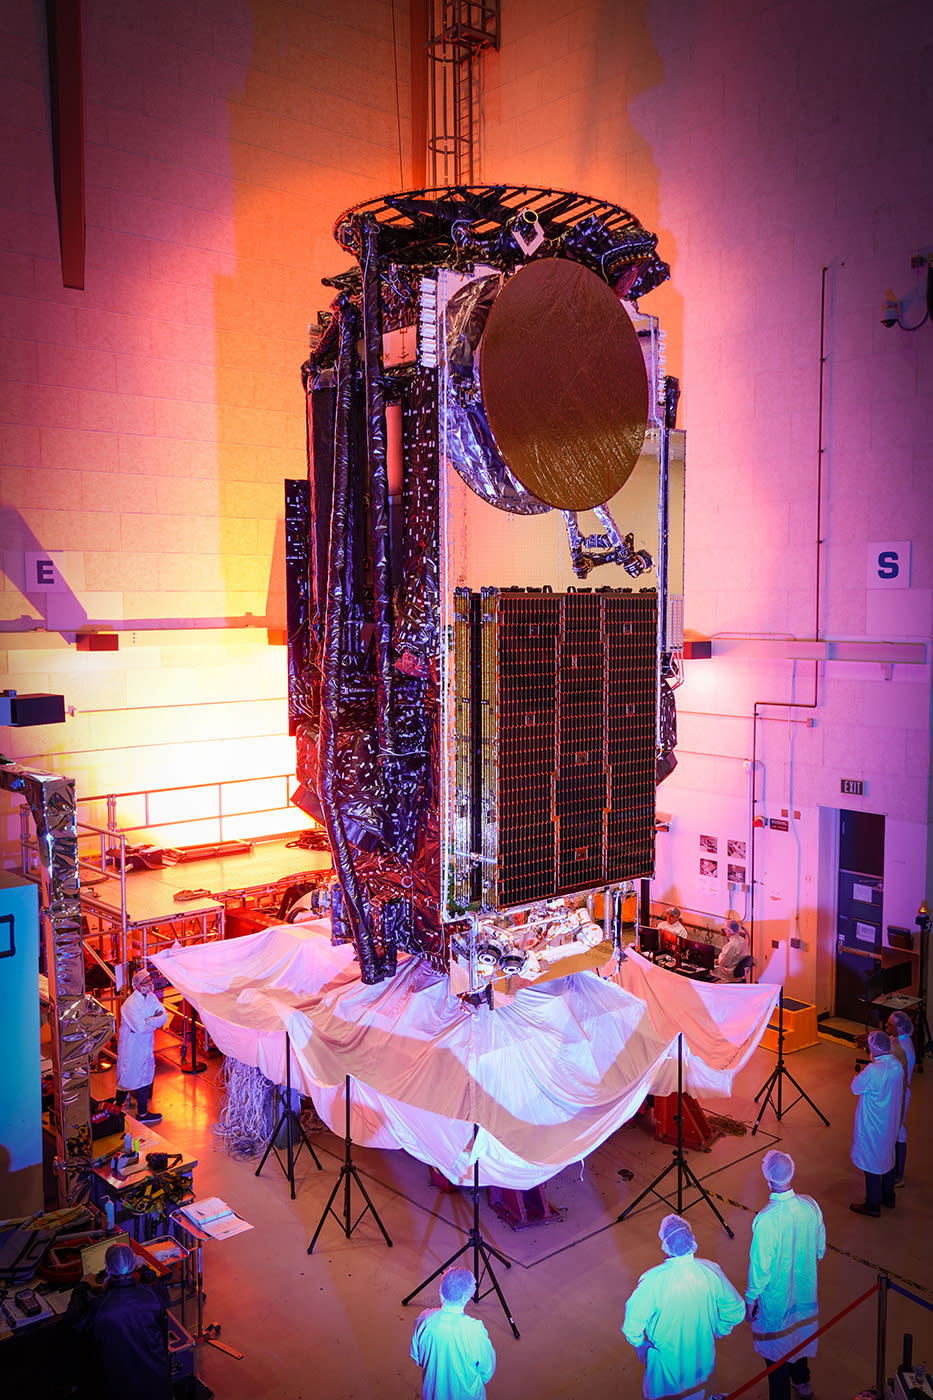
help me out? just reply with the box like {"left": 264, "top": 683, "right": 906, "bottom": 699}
{"left": 876, "top": 1272, "right": 888, "bottom": 1400}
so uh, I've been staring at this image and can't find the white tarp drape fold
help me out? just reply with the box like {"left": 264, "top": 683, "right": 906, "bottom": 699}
{"left": 153, "top": 928, "right": 777, "bottom": 1188}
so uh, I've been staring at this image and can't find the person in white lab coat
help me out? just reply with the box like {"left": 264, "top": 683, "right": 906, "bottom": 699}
{"left": 410, "top": 1268, "right": 496, "bottom": 1400}
{"left": 849, "top": 1029, "right": 904, "bottom": 1216}
{"left": 115, "top": 968, "right": 168, "bottom": 1125}
{"left": 658, "top": 907, "right": 688, "bottom": 940}
{"left": 885, "top": 1010, "right": 916, "bottom": 1185}
{"left": 745, "top": 1150, "right": 825, "bottom": 1400}
{"left": 711, "top": 921, "right": 750, "bottom": 981}
{"left": 622, "top": 1214, "right": 746, "bottom": 1400}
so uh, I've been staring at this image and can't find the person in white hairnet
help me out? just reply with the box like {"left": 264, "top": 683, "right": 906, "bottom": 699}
{"left": 65, "top": 1242, "right": 171, "bottom": 1400}
{"left": 410, "top": 1267, "right": 496, "bottom": 1400}
{"left": 849, "top": 1029, "right": 904, "bottom": 1216}
{"left": 622, "top": 1214, "right": 745, "bottom": 1400}
{"left": 115, "top": 967, "right": 168, "bottom": 1125}
{"left": 884, "top": 1009, "right": 916, "bottom": 1185}
{"left": 745, "top": 1150, "right": 825, "bottom": 1400}
{"left": 711, "top": 920, "right": 750, "bottom": 981}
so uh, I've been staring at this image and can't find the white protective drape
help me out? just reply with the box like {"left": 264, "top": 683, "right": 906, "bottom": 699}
{"left": 153, "top": 929, "right": 778, "bottom": 1188}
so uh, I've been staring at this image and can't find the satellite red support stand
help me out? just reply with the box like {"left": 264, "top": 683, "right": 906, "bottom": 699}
{"left": 653, "top": 1092, "right": 717, "bottom": 1151}
{"left": 488, "top": 1185, "right": 564, "bottom": 1230}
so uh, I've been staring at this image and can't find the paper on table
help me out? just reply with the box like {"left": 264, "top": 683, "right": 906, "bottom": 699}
{"left": 200, "top": 1212, "right": 252, "bottom": 1240}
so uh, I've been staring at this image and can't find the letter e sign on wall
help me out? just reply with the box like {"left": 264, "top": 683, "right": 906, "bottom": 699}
{"left": 24, "top": 552, "right": 67, "bottom": 593}
{"left": 867, "top": 541, "right": 910, "bottom": 590}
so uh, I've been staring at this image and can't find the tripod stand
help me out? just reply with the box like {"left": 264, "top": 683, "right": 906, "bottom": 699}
{"left": 255, "top": 1033, "right": 322, "bottom": 1198}
{"left": 402, "top": 1126, "right": 520, "bottom": 1339}
{"left": 307, "top": 1075, "right": 393, "bottom": 1252}
{"left": 617, "top": 1033, "right": 734, "bottom": 1238}
{"left": 180, "top": 999, "right": 206, "bottom": 1075}
{"left": 751, "top": 988, "right": 829, "bottom": 1135}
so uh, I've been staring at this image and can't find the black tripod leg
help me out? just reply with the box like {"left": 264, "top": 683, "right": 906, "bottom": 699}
{"left": 680, "top": 1159, "right": 734, "bottom": 1238}
{"left": 617, "top": 1154, "right": 680, "bottom": 1221}
{"left": 778, "top": 1066, "right": 831, "bottom": 1126}
{"left": 402, "top": 1239, "right": 473, "bottom": 1307}
{"left": 254, "top": 1109, "right": 287, "bottom": 1177}
{"left": 291, "top": 1113, "right": 323, "bottom": 1170}
{"left": 477, "top": 1234, "right": 511, "bottom": 1270}
{"left": 751, "top": 1069, "right": 780, "bottom": 1136}
{"left": 307, "top": 1169, "right": 348, "bottom": 1254}
{"left": 347, "top": 1166, "right": 393, "bottom": 1247}
{"left": 753, "top": 1066, "right": 779, "bottom": 1106}
{"left": 475, "top": 1241, "right": 520, "bottom": 1339}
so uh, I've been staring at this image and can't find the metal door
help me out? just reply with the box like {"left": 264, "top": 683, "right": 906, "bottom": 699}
{"left": 834, "top": 810, "right": 885, "bottom": 1023}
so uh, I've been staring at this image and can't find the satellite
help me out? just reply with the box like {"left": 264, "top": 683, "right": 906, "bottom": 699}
{"left": 287, "top": 186, "right": 683, "bottom": 987}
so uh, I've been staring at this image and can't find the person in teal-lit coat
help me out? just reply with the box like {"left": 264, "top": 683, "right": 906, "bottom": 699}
{"left": 622, "top": 1214, "right": 745, "bottom": 1400}
{"left": 411, "top": 1268, "right": 496, "bottom": 1400}
{"left": 746, "top": 1150, "right": 825, "bottom": 1400}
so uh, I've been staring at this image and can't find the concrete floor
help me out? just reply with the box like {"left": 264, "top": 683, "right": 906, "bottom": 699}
{"left": 102, "top": 1019, "right": 932, "bottom": 1400}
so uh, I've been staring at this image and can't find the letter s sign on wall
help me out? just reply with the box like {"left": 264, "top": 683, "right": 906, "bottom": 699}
{"left": 867, "top": 541, "right": 911, "bottom": 590}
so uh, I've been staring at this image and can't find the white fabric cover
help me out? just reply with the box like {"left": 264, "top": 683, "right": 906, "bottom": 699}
{"left": 746, "top": 1188, "right": 826, "bottom": 1362}
{"left": 613, "top": 950, "right": 778, "bottom": 1090}
{"left": 152, "top": 928, "right": 778, "bottom": 1189}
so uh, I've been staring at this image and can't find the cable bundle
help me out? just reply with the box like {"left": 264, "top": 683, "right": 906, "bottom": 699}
{"left": 212, "top": 1057, "right": 277, "bottom": 1159}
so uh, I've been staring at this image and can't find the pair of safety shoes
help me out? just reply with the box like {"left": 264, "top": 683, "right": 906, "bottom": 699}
{"left": 850, "top": 1197, "right": 895, "bottom": 1216}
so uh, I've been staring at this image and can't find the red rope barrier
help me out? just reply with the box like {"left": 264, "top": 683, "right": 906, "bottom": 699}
{"left": 721, "top": 1279, "right": 881, "bottom": 1400}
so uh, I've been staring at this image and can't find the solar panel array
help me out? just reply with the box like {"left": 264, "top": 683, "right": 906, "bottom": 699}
{"left": 453, "top": 588, "right": 656, "bottom": 912}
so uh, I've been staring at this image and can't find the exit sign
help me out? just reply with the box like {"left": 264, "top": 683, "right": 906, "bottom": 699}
{"left": 841, "top": 778, "right": 864, "bottom": 795}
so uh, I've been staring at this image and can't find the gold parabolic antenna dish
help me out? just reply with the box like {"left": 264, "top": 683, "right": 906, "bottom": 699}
{"left": 478, "top": 258, "right": 649, "bottom": 511}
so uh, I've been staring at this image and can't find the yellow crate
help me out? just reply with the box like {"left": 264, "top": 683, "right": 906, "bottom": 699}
{"left": 760, "top": 998, "right": 819, "bottom": 1053}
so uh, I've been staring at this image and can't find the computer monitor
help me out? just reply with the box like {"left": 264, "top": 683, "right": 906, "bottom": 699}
{"left": 880, "top": 960, "right": 912, "bottom": 995}
{"left": 866, "top": 959, "right": 912, "bottom": 1001}
{"left": 638, "top": 927, "right": 659, "bottom": 954}
{"left": 683, "top": 939, "right": 716, "bottom": 973}
{"left": 660, "top": 928, "right": 680, "bottom": 959}
{"left": 80, "top": 1232, "right": 131, "bottom": 1278}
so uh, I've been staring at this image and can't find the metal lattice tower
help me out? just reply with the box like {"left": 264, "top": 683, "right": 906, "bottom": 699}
{"left": 427, "top": 1, "right": 500, "bottom": 186}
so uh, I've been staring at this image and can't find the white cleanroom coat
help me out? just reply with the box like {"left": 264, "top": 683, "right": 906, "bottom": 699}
{"left": 746, "top": 1189, "right": 826, "bottom": 1362}
{"left": 713, "top": 933, "right": 749, "bottom": 978}
{"left": 411, "top": 1305, "right": 496, "bottom": 1400}
{"left": 849, "top": 1052, "right": 904, "bottom": 1174}
{"left": 116, "top": 989, "right": 169, "bottom": 1091}
{"left": 622, "top": 1252, "right": 746, "bottom": 1399}
{"left": 896, "top": 1031, "right": 916, "bottom": 1144}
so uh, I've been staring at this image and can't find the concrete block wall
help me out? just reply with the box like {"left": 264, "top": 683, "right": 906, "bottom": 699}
{"left": 0, "top": 0, "right": 409, "bottom": 857}
{"left": 480, "top": 0, "right": 933, "bottom": 1005}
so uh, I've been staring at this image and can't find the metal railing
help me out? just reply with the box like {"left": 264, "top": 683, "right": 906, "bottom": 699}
{"left": 81, "top": 772, "right": 305, "bottom": 847}
{"left": 721, "top": 1269, "right": 933, "bottom": 1400}
{"left": 19, "top": 772, "right": 310, "bottom": 968}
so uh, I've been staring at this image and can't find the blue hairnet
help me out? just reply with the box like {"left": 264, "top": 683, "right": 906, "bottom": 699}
{"left": 659, "top": 1214, "right": 696, "bottom": 1256}
{"left": 762, "top": 1149, "right": 794, "bottom": 1187}
{"left": 105, "top": 1243, "right": 136, "bottom": 1277}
